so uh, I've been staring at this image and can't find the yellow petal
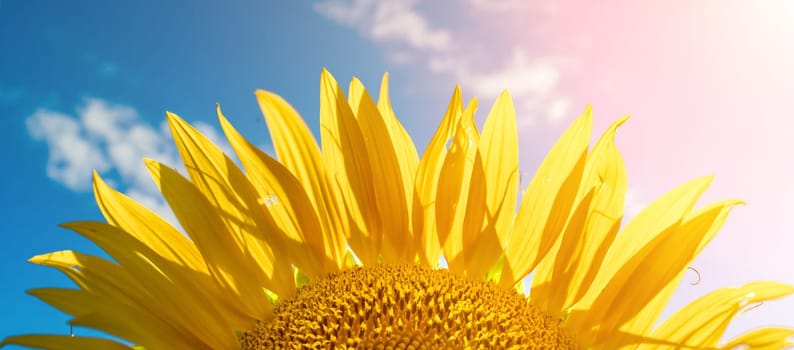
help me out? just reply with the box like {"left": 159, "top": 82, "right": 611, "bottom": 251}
{"left": 592, "top": 174, "right": 715, "bottom": 287}
{"left": 595, "top": 200, "right": 742, "bottom": 348}
{"left": 375, "top": 74, "right": 422, "bottom": 262}
{"left": 167, "top": 113, "right": 296, "bottom": 298}
{"left": 145, "top": 159, "right": 278, "bottom": 317}
{"left": 255, "top": 86, "right": 347, "bottom": 267}
{"left": 531, "top": 188, "right": 596, "bottom": 314}
{"left": 92, "top": 171, "right": 206, "bottom": 272}
{"left": 501, "top": 107, "right": 592, "bottom": 286}
{"left": 318, "top": 70, "right": 380, "bottom": 265}
{"left": 348, "top": 77, "right": 412, "bottom": 263}
{"left": 531, "top": 117, "right": 628, "bottom": 316}
{"left": 639, "top": 282, "right": 794, "bottom": 349}
{"left": 218, "top": 107, "right": 329, "bottom": 278}
{"left": 30, "top": 251, "right": 148, "bottom": 311}
{"left": 29, "top": 287, "right": 194, "bottom": 349}
{"left": 720, "top": 327, "right": 794, "bottom": 350}
{"left": 568, "top": 175, "right": 715, "bottom": 339}
{"left": 435, "top": 99, "right": 480, "bottom": 275}
{"left": 30, "top": 252, "right": 241, "bottom": 347}
{"left": 50, "top": 223, "right": 250, "bottom": 348}
{"left": 413, "top": 85, "right": 463, "bottom": 266}
{"left": 54, "top": 223, "right": 249, "bottom": 328}
{"left": 459, "top": 91, "right": 519, "bottom": 279}
{"left": 1, "top": 335, "right": 132, "bottom": 350}
{"left": 376, "top": 73, "right": 420, "bottom": 216}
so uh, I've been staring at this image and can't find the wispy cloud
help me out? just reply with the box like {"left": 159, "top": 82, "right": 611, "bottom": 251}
{"left": 429, "top": 49, "right": 570, "bottom": 128}
{"left": 27, "top": 108, "right": 112, "bottom": 191}
{"left": 314, "top": 0, "right": 451, "bottom": 51}
{"left": 25, "top": 98, "right": 232, "bottom": 226}
{"left": 466, "top": 0, "right": 557, "bottom": 14}
{"left": 314, "top": 0, "right": 571, "bottom": 127}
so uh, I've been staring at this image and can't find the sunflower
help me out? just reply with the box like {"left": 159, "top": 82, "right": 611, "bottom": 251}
{"left": 4, "top": 69, "right": 792, "bottom": 349}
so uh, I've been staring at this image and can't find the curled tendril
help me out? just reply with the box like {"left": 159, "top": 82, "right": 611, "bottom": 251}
{"left": 742, "top": 301, "right": 764, "bottom": 314}
{"left": 518, "top": 171, "right": 527, "bottom": 192}
{"left": 687, "top": 266, "right": 701, "bottom": 285}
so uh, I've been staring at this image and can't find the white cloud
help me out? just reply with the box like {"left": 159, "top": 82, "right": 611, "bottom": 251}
{"left": 79, "top": 98, "right": 136, "bottom": 140}
{"left": 26, "top": 98, "right": 233, "bottom": 227}
{"left": 313, "top": 0, "right": 369, "bottom": 26}
{"left": 431, "top": 50, "right": 559, "bottom": 99}
{"left": 436, "top": 51, "right": 570, "bottom": 127}
{"left": 467, "top": 0, "right": 524, "bottom": 11}
{"left": 429, "top": 49, "right": 568, "bottom": 128}
{"left": 384, "top": 50, "right": 418, "bottom": 65}
{"left": 546, "top": 97, "right": 571, "bottom": 123}
{"left": 370, "top": 1, "right": 451, "bottom": 51}
{"left": 27, "top": 109, "right": 110, "bottom": 191}
{"left": 107, "top": 121, "right": 179, "bottom": 195}
{"left": 314, "top": 0, "right": 572, "bottom": 127}
{"left": 314, "top": 0, "right": 451, "bottom": 51}
{"left": 466, "top": 0, "right": 557, "bottom": 14}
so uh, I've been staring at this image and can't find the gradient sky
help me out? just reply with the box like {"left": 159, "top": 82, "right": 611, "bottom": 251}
{"left": 1, "top": 0, "right": 792, "bottom": 346}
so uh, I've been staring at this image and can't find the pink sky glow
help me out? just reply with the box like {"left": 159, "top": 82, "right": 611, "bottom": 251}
{"left": 341, "top": 0, "right": 794, "bottom": 335}
{"left": 545, "top": 0, "right": 794, "bottom": 333}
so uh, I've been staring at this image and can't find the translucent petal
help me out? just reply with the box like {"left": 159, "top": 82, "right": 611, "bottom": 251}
{"left": 29, "top": 287, "right": 193, "bottom": 349}
{"left": 145, "top": 160, "right": 278, "bottom": 317}
{"left": 501, "top": 107, "right": 592, "bottom": 286}
{"left": 46, "top": 250, "right": 235, "bottom": 348}
{"left": 638, "top": 282, "right": 794, "bottom": 349}
{"left": 1, "top": 335, "right": 132, "bottom": 350}
{"left": 459, "top": 91, "right": 519, "bottom": 279}
{"left": 348, "top": 77, "right": 412, "bottom": 263}
{"left": 219, "top": 108, "right": 329, "bottom": 277}
{"left": 596, "top": 200, "right": 742, "bottom": 348}
{"left": 720, "top": 327, "right": 794, "bottom": 350}
{"left": 51, "top": 223, "right": 249, "bottom": 348}
{"left": 376, "top": 73, "right": 420, "bottom": 220}
{"left": 318, "top": 69, "right": 380, "bottom": 265}
{"left": 568, "top": 175, "right": 715, "bottom": 339}
{"left": 168, "top": 113, "right": 297, "bottom": 297}
{"left": 531, "top": 117, "right": 628, "bottom": 317}
{"left": 93, "top": 171, "right": 205, "bottom": 272}
{"left": 255, "top": 87, "right": 347, "bottom": 267}
{"left": 435, "top": 99, "right": 479, "bottom": 275}
{"left": 412, "top": 86, "right": 463, "bottom": 266}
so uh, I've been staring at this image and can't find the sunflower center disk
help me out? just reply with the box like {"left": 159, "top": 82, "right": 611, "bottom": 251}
{"left": 240, "top": 264, "right": 575, "bottom": 349}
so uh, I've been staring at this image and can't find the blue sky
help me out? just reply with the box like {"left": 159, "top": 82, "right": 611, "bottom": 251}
{"left": 2, "top": 0, "right": 794, "bottom": 346}
{"left": 0, "top": 0, "right": 538, "bottom": 342}
{"left": 0, "top": 0, "right": 400, "bottom": 340}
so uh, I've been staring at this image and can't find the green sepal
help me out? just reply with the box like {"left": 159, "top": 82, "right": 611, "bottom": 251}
{"left": 293, "top": 267, "right": 312, "bottom": 288}
{"left": 485, "top": 254, "right": 505, "bottom": 283}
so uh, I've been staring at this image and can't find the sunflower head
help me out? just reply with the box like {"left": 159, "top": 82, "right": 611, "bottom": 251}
{"left": 3, "top": 69, "right": 792, "bottom": 350}
{"left": 241, "top": 264, "right": 574, "bottom": 349}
